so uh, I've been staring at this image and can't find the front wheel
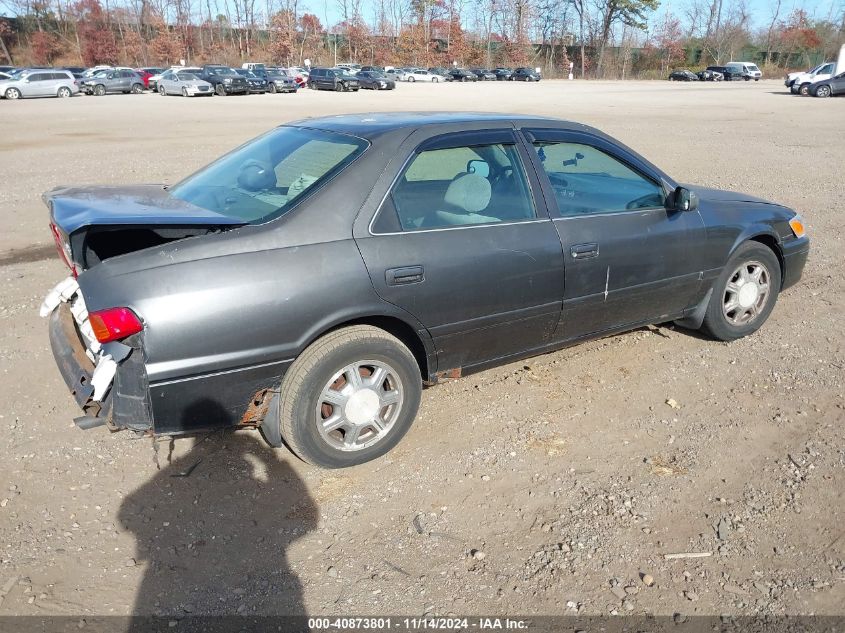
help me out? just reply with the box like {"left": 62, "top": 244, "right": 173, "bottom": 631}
{"left": 269, "top": 82, "right": 277, "bottom": 94}
{"left": 432, "top": 76, "right": 439, "bottom": 82}
{"left": 5, "top": 87, "right": 21, "bottom": 99}
{"left": 94, "top": 84, "right": 106, "bottom": 96}
{"left": 701, "top": 242, "right": 781, "bottom": 342}
{"left": 799, "top": 83, "right": 810, "bottom": 95}
{"left": 277, "top": 325, "right": 422, "bottom": 468}
{"left": 159, "top": 85, "right": 166, "bottom": 95}
{"left": 215, "top": 83, "right": 225, "bottom": 96}
{"left": 335, "top": 81, "right": 344, "bottom": 92}
{"left": 408, "top": 76, "right": 415, "bottom": 82}
{"left": 131, "top": 83, "right": 144, "bottom": 94}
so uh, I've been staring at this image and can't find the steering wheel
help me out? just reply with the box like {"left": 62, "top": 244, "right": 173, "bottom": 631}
{"left": 548, "top": 172, "right": 569, "bottom": 188}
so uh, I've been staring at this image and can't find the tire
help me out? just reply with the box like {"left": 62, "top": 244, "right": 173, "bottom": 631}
{"left": 215, "top": 83, "right": 225, "bottom": 96}
{"left": 700, "top": 242, "right": 781, "bottom": 342}
{"left": 799, "top": 83, "right": 811, "bottom": 96}
{"left": 94, "top": 84, "right": 106, "bottom": 96}
{"left": 432, "top": 76, "right": 439, "bottom": 82}
{"left": 159, "top": 85, "right": 166, "bottom": 95}
{"left": 131, "top": 83, "right": 143, "bottom": 94}
{"left": 182, "top": 87, "right": 188, "bottom": 97}
{"left": 277, "top": 325, "right": 422, "bottom": 468}
{"left": 815, "top": 85, "right": 831, "bottom": 98}
{"left": 5, "top": 87, "right": 21, "bottom": 99}
{"left": 269, "top": 82, "right": 277, "bottom": 94}
{"left": 408, "top": 76, "right": 415, "bottom": 82}
{"left": 57, "top": 86, "right": 71, "bottom": 98}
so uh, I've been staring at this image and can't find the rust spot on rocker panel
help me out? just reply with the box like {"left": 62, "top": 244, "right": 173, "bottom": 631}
{"left": 239, "top": 388, "right": 273, "bottom": 426}
{"left": 427, "top": 367, "right": 462, "bottom": 385}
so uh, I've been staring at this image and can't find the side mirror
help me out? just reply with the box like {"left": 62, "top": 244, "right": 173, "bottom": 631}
{"left": 674, "top": 186, "right": 699, "bottom": 212}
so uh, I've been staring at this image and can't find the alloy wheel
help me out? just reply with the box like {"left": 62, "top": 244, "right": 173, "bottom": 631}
{"left": 722, "top": 261, "right": 771, "bottom": 326}
{"left": 315, "top": 360, "right": 404, "bottom": 452}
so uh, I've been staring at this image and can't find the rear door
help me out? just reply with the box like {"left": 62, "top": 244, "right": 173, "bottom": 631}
{"left": 26, "top": 73, "right": 51, "bottom": 97}
{"left": 523, "top": 128, "right": 706, "bottom": 341}
{"left": 356, "top": 129, "right": 565, "bottom": 372}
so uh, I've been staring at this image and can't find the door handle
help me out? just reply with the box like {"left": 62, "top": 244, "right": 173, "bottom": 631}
{"left": 386, "top": 266, "right": 424, "bottom": 286}
{"left": 570, "top": 243, "right": 599, "bottom": 259}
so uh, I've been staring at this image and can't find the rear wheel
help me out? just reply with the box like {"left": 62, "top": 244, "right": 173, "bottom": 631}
{"left": 57, "top": 86, "right": 71, "bottom": 98}
{"left": 131, "top": 83, "right": 143, "bottom": 94}
{"left": 815, "top": 85, "right": 831, "bottom": 98}
{"left": 159, "top": 85, "right": 166, "bottom": 95}
{"left": 277, "top": 325, "right": 422, "bottom": 468}
{"left": 432, "top": 76, "right": 439, "bottom": 82}
{"left": 701, "top": 242, "right": 781, "bottom": 342}
{"left": 408, "top": 76, "right": 415, "bottom": 82}
{"left": 269, "top": 82, "right": 277, "bottom": 93}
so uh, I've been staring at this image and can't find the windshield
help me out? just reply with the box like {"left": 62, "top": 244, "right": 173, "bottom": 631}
{"left": 177, "top": 73, "right": 198, "bottom": 80}
{"left": 169, "top": 127, "right": 368, "bottom": 224}
{"left": 208, "top": 67, "right": 237, "bottom": 76}
{"left": 747, "top": 64, "right": 760, "bottom": 72}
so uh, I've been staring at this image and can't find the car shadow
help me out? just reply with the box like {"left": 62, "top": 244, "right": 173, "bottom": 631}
{"left": 118, "top": 399, "right": 316, "bottom": 629}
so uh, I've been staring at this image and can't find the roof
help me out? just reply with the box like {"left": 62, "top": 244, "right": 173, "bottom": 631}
{"left": 288, "top": 112, "right": 579, "bottom": 139}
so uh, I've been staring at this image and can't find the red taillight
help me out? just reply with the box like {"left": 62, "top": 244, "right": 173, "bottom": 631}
{"left": 89, "top": 307, "right": 143, "bottom": 343}
{"left": 50, "top": 222, "right": 77, "bottom": 278}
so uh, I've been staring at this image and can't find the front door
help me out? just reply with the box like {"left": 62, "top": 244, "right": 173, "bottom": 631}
{"left": 523, "top": 129, "right": 706, "bottom": 341}
{"left": 356, "top": 129, "right": 565, "bottom": 372}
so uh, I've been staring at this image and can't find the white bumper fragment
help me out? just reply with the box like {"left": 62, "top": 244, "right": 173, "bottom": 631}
{"left": 41, "top": 276, "right": 116, "bottom": 402}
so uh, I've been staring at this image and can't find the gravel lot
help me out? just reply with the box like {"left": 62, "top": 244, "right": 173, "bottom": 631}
{"left": 0, "top": 80, "right": 843, "bottom": 619}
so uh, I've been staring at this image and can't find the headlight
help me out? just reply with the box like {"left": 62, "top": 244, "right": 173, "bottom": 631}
{"left": 224, "top": 78, "right": 232, "bottom": 84}
{"left": 379, "top": 81, "right": 386, "bottom": 87}
{"left": 788, "top": 215, "right": 806, "bottom": 238}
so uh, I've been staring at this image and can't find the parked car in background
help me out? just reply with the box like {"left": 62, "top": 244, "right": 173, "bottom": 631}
{"left": 359, "top": 66, "right": 384, "bottom": 73}
{"left": 308, "top": 67, "right": 360, "bottom": 91}
{"left": 386, "top": 68, "right": 408, "bottom": 82}
{"left": 242, "top": 62, "right": 267, "bottom": 74}
{"left": 809, "top": 71, "right": 845, "bottom": 98}
{"left": 41, "top": 112, "right": 809, "bottom": 468}
{"left": 81, "top": 69, "right": 145, "bottom": 95}
{"left": 265, "top": 70, "right": 299, "bottom": 93}
{"left": 470, "top": 68, "right": 497, "bottom": 81}
{"left": 62, "top": 66, "right": 86, "bottom": 76}
{"left": 697, "top": 68, "right": 722, "bottom": 81}
{"left": 0, "top": 71, "right": 9, "bottom": 81}
{"left": 785, "top": 62, "right": 830, "bottom": 91}
{"left": 357, "top": 70, "right": 396, "bottom": 90}
{"left": 235, "top": 69, "right": 269, "bottom": 93}
{"left": 705, "top": 65, "right": 741, "bottom": 81}
{"left": 198, "top": 65, "right": 248, "bottom": 95}
{"left": 427, "top": 67, "right": 452, "bottom": 81}
{"left": 726, "top": 62, "right": 762, "bottom": 81}
{"left": 511, "top": 67, "right": 541, "bottom": 81}
{"left": 789, "top": 62, "right": 836, "bottom": 95}
{"left": 0, "top": 68, "right": 78, "bottom": 99}
{"left": 449, "top": 68, "right": 478, "bottom": 82}
{"left": 669, "top": 69, "right": 699, "bottom": 81}
{"left": 135, "top": 67, "right": 164, "bottom": 89}
{"left": 157, "top": 69, "right": 213, "bottom": 97}
{"left": 493, "top": 67, "right": 513, "bottom": 81}
{"left": 0, "top": 65, "right": 15, "bottom": 74}
{"left": 403, "top": 69, "right": 442, "bottom": 82}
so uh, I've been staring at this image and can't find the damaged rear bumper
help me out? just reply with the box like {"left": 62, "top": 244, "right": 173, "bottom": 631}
{"left": 47, "top": 298, "right": 154, "bottom": 433}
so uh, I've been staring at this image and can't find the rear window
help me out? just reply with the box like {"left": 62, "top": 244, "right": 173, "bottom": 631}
{"left": 169, "top": 127, "right": 368, "bottom": 224}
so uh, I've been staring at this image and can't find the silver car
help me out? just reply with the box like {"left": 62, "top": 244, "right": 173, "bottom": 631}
{"left": 158, "top": 70, "right": 213, "bottom": 97}
{"left": 0, "top": 69, "right": 78, "bottom": 99}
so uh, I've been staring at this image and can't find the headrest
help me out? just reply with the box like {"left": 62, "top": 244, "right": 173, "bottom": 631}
{"left": 237, "top": 160, "right": 275, "bottom": 192}
{"left": 443, "top": 173, "right": 491, "bottom": 214}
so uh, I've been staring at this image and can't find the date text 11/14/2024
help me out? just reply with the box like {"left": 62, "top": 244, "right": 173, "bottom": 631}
{"left": 308, "top": 617, "right": 529, "bottom": 630}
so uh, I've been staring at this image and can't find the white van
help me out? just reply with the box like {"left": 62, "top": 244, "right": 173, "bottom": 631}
{"left": 725, "top": 62, "right": 762, "bottom": 81}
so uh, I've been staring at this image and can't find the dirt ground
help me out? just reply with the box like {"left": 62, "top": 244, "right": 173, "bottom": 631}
{"left": 0, "top": 80, "right": 843, "bottom": 620}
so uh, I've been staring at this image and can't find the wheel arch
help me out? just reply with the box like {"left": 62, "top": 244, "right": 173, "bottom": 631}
{"left": 746, "top": 233, "right": 785, "bottom": 288}
{"left": 305, "top": 313, "right": 435, "bottom": 383}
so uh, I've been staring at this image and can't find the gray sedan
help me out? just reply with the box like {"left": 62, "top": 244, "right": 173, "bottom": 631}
{"left": 42, "top": 113, "right": 809, "bottom": 468}
{"left": 158, "top": 70, "right": 213, "bottom": 97}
